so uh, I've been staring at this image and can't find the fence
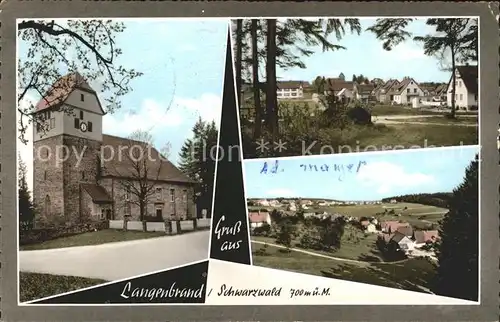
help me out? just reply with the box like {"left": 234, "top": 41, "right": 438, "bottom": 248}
{"left": 108, "top": 218, "right": 211, "bottom": 234}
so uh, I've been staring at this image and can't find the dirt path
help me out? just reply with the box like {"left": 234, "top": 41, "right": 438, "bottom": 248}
{"left": 251, "top": 240, "right": 408, "bottom": 265}
{"left": 372, "top": 114, "right": 478, "bottom": 127}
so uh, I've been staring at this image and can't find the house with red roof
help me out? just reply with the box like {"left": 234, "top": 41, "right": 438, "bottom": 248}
{"left": 248, "top": 211, "right": 272, "bottom": 228}
{"left": 414, "top": 230, "right": 440, "bottom": 247}
{"left": 380, "top": 220, "right": 410, "bottom": 234}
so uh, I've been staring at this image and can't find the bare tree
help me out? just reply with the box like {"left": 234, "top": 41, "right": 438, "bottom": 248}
{"left": 17, "top": 19, "right": 142, "bottom": 143}
{"left": 109, "top": 130, "right": 169, "bottom": 222}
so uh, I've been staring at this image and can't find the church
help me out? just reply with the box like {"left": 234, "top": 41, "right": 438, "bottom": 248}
{"left": 32, "top": 73, "right": 197, "bottom": 228}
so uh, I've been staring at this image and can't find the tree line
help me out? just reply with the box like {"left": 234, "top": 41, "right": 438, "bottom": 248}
{"left": 381, "top": 192, "right": 453, "bottom": 209}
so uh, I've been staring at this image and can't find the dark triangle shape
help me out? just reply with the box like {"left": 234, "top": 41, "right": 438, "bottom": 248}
{"left": 31, "top": 261, "right": 209, "bottom": 304}
{"left": 209, "top": 27, "right": 251, "bottom": 264}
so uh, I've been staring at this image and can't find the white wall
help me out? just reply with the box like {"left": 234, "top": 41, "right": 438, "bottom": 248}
{"left": 198, "top": 218, "right": 211, "bottom": 228}
{"left": 146, "top": 222, "right": 166, "bottom": 232}
{"left": 399, "top": 80, "right": 425, "bottom": 104}
{"left": 180, "top": 220, "right": 195, "bottom": 231}
{"left": 277, "top": 88, "right": 303, "bottom": 99}
{"left": 446, "top": 70, "right": 478, "bottom": 109}
{"left": 109, "top": 220, "right": 123, "bottom": 229}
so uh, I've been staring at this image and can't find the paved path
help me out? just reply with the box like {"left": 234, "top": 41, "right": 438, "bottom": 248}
{"left": 19, "top": 230, "right": 210, "bottom": 281}
{"left": 372, "top": 114, "right": 478, "bottom": 127}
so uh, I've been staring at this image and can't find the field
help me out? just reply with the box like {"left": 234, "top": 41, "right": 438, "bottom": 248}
{"left": 19, "top": 272, "right": 106, "bottom": 302}
{"left": 251, "top": 242, "right": 436, "bottom": 294}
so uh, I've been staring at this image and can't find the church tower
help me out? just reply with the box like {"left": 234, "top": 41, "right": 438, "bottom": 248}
{"left": 33, "top": 73, "right": 105, "bottom": 227}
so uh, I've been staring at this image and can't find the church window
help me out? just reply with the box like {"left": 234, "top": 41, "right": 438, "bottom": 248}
{"left": 44, "top": 195, "right": 51, "bottom": 215}
{"left": 44, "top": 171, "right": 47, "bottom": 180}
{"left": 80, "top": 93, "right": 84, "bottom": 101}
{"left": 183, "top": 190, "right": 187, "bottom": 202}
{"left": 125, "top": 188, "right": 130, "bottom": 201}
{"left": 170, "top": 189, "right": 175, "bottom": 202}
{"left": 81, "top": 171, "right": 85, "bottom": 180}
{"left": 74, "top": 118, "right": 79, "bottom": 129}
{"left": 156, "top": 187, "right": 162, "bottom": 200}
{"left": 88, "top": 121, "right": 93, "bottom": 132}
{"left": 80, "top": 111, "right": 84, "bottom": 119}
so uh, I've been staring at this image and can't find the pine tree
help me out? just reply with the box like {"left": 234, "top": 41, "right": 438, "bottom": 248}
{"left": 432, "top": 155, "right": 478, "bottom": 301}
{"left": 338, "top": 72, "right": 345, "bottom": 81}
{"left": 18, "top": 153, "right": 35, "bottom": 229}
{"left": 178, "top": 118, "right": 218, "bottom": 218}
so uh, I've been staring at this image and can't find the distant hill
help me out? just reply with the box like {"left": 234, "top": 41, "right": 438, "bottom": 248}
{"left": 381, "top": 192, "right": 453, "bottom": 209}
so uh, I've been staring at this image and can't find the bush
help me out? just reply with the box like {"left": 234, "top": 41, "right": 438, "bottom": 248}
{"left": 19, "top": 220, "right": 108, "bottom": 246}
{"left": 253, "top": 223, "right": 271, "bottom": 236}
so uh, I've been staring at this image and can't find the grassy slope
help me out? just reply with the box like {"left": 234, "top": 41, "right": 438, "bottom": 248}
{"left": 19, "top": 272, "right": 107, "bottom": 302}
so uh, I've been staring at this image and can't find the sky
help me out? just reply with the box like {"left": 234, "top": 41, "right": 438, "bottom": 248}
{"left": 17, "top": 19, "right": 228, "bottom": 193}
{"left": 243, "top": 146, "right": 479, "bottom": 201}
{"left": 276, "top": 18, "right": 453, "bottom": 84}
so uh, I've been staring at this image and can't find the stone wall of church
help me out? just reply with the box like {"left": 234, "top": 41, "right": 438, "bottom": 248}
{"left": 33, "top": 136, "right": 65, "bottom": 228}
{"left": 105, "top": 178, "right": 196, "bottom": 221}
{"left": 62, "top": 135, "right": 102, "bottom": 226}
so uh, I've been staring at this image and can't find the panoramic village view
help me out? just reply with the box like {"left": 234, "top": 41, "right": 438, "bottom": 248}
{"left": 232, "top": 18, "right": 478, "bottom": 158}
{"left": 17, "top": 19, "right": 226, "bottom": 302}
{"left": 245, "top": 146, "right": 479, "bottom": 301}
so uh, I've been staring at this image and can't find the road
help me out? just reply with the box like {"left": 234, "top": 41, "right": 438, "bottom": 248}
{"left": 372, "top": 114, "right": 478, "bottom": 127}
{"left": 19, "top": 230, "right": 210, "bottom": 281}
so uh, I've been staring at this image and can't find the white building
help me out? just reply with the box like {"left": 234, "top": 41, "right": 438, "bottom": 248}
{"left": 276, "top": 81, "right": 309, "bottom": 100}
{"left": 388, "top": 77, "right": 425, "bottom": 105}
{"left": 446, "top": 65, "right": 478, "bottom": 111}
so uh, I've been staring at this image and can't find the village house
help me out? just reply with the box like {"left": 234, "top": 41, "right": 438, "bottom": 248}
{"left": 396, "top": 225, "right": 414, "bottom": 238}
{"left": 248, "top": 211, "right": 272, "bottom": 228}
{"left": 414, "top": 230, "right": 440, "bottom": 247}
{"left": 360, "top": 220, "right": 377, "bottom": 233}
{"left": 446, "top": 65, "right": 478, "bottom": 110}
{"left": 381, "top": 220, "right": 410, "bottom": 234}
{"left": 276, "top": 81, "right": 310, "bottom": 100}
{"left": 323, "top": 78, "right": 355, "bottom": 103}
{"left": 353, "top": 83, "right": 375, "bottom": 103}
{"left": 386, "top": 77, "right": 425, "bottom": 106}
{"left": 389, "top": 231, "right": 415, "bottom": 252}
{"left": 375, "top": 79, "right": 400, "bottom": 103}
{"left": 33, "top": 73, "right": 197, "bottom": 228}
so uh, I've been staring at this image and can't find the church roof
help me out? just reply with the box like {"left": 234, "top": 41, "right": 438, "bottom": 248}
{"left": 101, "top": 134, "right": 196, "bottom": 184}
{"left": 81, "top": 183, "right": 113, "bottom": 204}
{"left": 34, "top": 72, "right": 105, "bottom": 114}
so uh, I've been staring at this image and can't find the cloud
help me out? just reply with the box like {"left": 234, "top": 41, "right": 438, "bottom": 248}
{"left": 355, "top": 161, "right": 435, "bottom": 195}
{"left": 388, "top": 43, "right": 426, "bottom": 61}
{"left": 264, "top": 188, "right": 296, "bottom": 197}
{"left": 103, "top": 93, "right": 221, "bottom": 137}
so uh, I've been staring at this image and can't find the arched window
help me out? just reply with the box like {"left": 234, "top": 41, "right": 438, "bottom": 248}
{"left": 44, "top": 195, "right": 51, "bottom": 215}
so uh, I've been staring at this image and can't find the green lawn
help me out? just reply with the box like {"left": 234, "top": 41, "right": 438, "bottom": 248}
{"left": 20, "top": 229, "right": 167, "bottom": 251}
{"left": 20, "top": 272, "right": 107, "bottom": 302}
{"left": 349, "top": 123, "right": 477, "bottom": 150}
{"left": 252, "top": 242, "right": 436, "bottom": 294}
{"left": 253, "top": 227, "right": 384, "bottom": 263}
